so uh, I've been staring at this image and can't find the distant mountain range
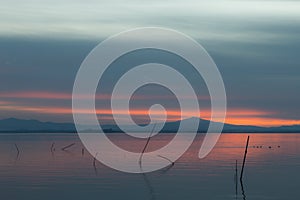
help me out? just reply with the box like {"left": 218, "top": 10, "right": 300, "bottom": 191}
{"left": 0, "top": 117, "right": 300, "bottom": 133}
{"left": 0, "top": 118, "right": 76, "bottom": 133}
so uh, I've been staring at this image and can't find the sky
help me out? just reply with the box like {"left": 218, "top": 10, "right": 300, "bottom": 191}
{"left": 0, "top": 0, "right": 300, "bottom": 127}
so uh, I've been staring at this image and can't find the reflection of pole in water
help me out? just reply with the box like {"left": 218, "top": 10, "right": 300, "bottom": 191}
{"left": 142, "top": 173, "right": 156, "bottom": 200}
{"left": 239, "top": 136, "right": 249, "bottom": 200}
{"left": 235, "top": 160, "right": 238, "bottom": 198}
{"left": 240, "top": 179, "right": 246, "bottom": 200}
{"left": 93, "top": 152, "right": 98, "bottom": 175}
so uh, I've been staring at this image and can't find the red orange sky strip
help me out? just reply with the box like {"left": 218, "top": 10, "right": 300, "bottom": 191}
{"left": 1, "top": 101, "right": 300, "bottom": 127}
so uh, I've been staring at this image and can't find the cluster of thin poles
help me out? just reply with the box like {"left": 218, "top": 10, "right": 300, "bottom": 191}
{"left": 12, "top": 133, "right": 252, "bottom": 200}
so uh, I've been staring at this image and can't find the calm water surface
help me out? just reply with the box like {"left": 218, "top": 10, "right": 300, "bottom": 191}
{"left": 0, "top": 133, "right": 299, "bottom": 200}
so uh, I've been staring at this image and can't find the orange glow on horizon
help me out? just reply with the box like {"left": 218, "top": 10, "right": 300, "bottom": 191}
{"left": 1, "top": 101, "right": 300, "bottom": 127}
{"left": 224, "top": 118, "right": 300, "bottom": 127}
{"left": 1, "top": 91, "right": 299, "bottom": 127}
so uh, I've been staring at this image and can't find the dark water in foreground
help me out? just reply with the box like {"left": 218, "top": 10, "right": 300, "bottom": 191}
{"left": 0, "top": 133, "right": 299, "bottom": 200}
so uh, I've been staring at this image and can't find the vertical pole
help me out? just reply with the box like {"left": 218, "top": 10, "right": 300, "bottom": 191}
{"left": 14, "top": 143, "right": 20, "bottom": 157}
{"left": 240, "top": 135, "right": 250, "bottom": 181}
{"left": 235, "top": 160, "right": 238, "bottom": 196}
{"left": 139, "top": 123, "right": 156, "bottom": 166}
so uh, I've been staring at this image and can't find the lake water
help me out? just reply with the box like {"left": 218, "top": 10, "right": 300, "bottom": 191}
{"left": 0, "top": 133, "right": 299, "bottom": 200}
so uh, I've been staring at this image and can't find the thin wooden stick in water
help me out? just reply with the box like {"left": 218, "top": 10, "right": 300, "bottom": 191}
{"left": 93, "top": 153, "right": 98, "bottom": 167}
{"left": 139, "top": 124, "right": 156, "bottom": 166}
{"left": 14, "top": 143, "right": 20, "bottom": 157}
{"left": 50, "top": 142, "right": 55, "bottom": 152}
{"left": 61, "top": 143, "right": 75, "bottom": 151}
{"left": 157, "top": 155, "right": 174, "bottom": 166}
{"left": 240, "top": 135, "right": 250, "bottom": 181}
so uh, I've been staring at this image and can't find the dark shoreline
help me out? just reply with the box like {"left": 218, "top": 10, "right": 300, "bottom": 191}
{"left": 1, "top": 131, "right": 300, "bottom": 134}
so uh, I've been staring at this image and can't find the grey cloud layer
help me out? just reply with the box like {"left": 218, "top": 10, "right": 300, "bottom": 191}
{"left": 0, "top": 0, "right": 299, "bottom": 122}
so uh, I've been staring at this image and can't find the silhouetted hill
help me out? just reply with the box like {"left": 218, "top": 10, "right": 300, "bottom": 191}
{"left": 0, "top": 117, "right": 299, "bottom": 133}
{"left": 0, "top": 118, "right": 76, "bottom": 133}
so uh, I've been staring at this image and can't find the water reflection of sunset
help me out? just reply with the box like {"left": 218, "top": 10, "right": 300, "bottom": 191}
{"left": 0, "top": 133, "right": 297, "bottom": 174}
{"left": 1, "top": 133, "right": 300, "bottom": 200}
